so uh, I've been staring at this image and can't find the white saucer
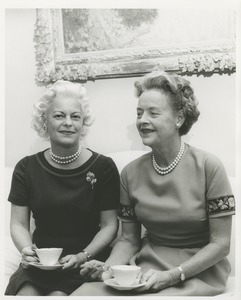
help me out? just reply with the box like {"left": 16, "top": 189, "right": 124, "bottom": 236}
{"left": 29, "top": 262, "right": 63, "bottom": 270}
{"left": 104, "top": 278, "right": 146, "bottom": 291}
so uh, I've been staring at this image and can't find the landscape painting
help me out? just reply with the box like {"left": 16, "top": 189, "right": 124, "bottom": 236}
{"left": 34, "top": 9, "right": 236, "bottom": 84}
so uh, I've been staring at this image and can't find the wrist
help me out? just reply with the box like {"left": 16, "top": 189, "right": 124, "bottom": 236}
{"left": 79, "top": 250, "right": 92, "bottom": 262}
{"left": 21, "top": 245, "right": 32, "bottom": 254}
{"left": 168, "top": 267, "right": 184, "bottom": 285}
{"left": 177, "top": 265, "right": 185, "bottom": 282}
{"left": 76, "top": 252, "right": 88, "bottom": 263}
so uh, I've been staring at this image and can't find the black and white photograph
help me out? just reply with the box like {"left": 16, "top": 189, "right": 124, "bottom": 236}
{"left": 1, "top": 0, "right": 240, "bottom": 298}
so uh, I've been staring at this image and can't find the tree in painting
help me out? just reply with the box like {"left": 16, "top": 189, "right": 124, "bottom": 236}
{"left": 62, "top": 9, "right": 158, "bottom": 53}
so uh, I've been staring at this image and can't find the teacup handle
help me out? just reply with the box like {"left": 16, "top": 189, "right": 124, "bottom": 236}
{"left": 134, "top": 271, "right": 143, "bottom": 284}
{"left": 31, "top": 244, "right": 39, "bottom": 261}
{"left": 101, "top": 265, "right": 114, "bottom": 281}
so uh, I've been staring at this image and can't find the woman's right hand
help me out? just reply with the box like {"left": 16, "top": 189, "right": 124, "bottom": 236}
{"left": 79, "top": 260, "right": 113, "bottom": 282}
{"left": 21, "top": 245, "right": 39, "bottom": 268}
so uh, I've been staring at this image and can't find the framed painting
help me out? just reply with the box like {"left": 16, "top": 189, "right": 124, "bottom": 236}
{"left": 34, "top": 8, "right": 236, "bottom": 85}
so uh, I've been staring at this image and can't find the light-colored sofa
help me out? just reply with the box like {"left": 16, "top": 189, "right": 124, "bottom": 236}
{"left": 4, "top": 150, "right": 235, "bottom": 295}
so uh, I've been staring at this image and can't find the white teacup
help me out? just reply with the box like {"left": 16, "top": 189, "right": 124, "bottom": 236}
{"left": 35, "top": 248, "right": 63, "bottom": 266}
{"left": 111, "top": 265, "right": 141, "bottom": 286}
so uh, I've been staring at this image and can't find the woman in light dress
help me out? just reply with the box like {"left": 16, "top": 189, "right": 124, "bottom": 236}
{"left": 71, "top": 71, "right": 235, "bottom": 296}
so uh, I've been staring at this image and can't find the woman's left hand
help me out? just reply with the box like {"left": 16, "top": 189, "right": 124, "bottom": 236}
{"left": 59, "top": 253, "right": 86, "bottom": 270}
{"left": 135, "top": 269, "right": 171, "bottom": 293}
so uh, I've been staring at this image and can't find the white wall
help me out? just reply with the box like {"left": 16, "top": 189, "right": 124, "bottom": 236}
{"left": 5, "top": 9, "right": 236, "bottom": 177}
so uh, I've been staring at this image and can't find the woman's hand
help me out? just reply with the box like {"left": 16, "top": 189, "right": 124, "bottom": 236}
{"left": 136, "top": 269, "right": 171, "bottom": 293}
{"left": 59, "top": 253, "right": 87, "bottom": 270}
{"left": 79, "top": 260, "right": 112, "bottom": 282}
{"left": 21, "top": 245, "right": 39, "bottom": 269}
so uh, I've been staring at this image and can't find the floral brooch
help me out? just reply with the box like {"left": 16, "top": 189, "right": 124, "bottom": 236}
{"left": 86, "top": 171, "right": 97, "bottom": 189}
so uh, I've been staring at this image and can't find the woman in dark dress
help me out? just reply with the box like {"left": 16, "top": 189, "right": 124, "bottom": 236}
{"left": 5, "top": 80, "right": 120, "bottom": 296}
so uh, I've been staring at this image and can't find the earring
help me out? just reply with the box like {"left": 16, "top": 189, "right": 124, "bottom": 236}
{"left": 176, "top": 123, "right": 180, "bottom": 129}
{"left": 43, "top": 123, "right": 47, "bottom": 131}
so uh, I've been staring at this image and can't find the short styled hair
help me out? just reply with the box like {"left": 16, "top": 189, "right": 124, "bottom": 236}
{"left": 134, "top": 71, "right": 200, "bottom": 136}
{"left": 31, "top": 80, "right": 93, "bottom": 139}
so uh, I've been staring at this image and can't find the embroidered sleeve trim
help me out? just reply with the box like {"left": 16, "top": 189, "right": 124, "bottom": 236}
{"left": 118, "top": 203, "right": 138, "bottom": 221}
{"left": 207, "top": 195, "right": 235, "bottom": 216}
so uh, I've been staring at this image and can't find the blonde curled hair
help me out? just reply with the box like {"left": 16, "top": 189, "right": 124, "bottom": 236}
{"left": 31, "top": 80, "right": 94, "bottom": 139}
{"left": 134, "top": 71, "right": 200, "bottom": 136}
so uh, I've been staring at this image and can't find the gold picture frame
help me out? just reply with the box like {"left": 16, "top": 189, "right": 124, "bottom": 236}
{"left": 34, "top": 8, "right": 236, "bottom": 85}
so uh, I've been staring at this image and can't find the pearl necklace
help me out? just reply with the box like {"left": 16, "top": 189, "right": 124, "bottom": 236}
{"left": 152, "top": 143, "right": 185, "bottom": 175}
{"left": 49, "top": 147, "right": 82, "bottom": 164}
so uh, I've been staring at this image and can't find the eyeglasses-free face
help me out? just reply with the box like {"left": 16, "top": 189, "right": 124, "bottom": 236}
{"left": 136, "top": 89, "right": 181, "bottom": 149}
{"left": 45, "top": 96, "right": 84, "bottom": 148}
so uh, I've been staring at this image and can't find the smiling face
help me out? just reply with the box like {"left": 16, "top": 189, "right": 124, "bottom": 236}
{"left": 136, "top": 89, "right": 181, "bottom": 150}
{"left": 45, "top": 96, "right": 84, "bottom": 149}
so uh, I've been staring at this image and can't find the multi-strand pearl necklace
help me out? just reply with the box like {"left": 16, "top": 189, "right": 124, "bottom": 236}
{"left": 49, "top": 147, "right": 82, "bottom": 164}
{"left": 152, "top": 142, "right": 185, "bottom": 175}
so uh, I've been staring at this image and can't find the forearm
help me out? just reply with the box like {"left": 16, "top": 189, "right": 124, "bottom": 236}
{"left": 168, "top": 241, "right": 229, "bottom": 285}
{"left": 169, "top": 217, "right": 232, "bottom": 285}
{"left": 105, "top": 238, "right": 140, "bottom": 266}
{"left": 104, "top": 221, "right": 142, "bottom": 266}
{"left": 83, "top": 224, "right": 118, "bottom": 258}
{"left": 10, "top": 223, "right": 32, "bottom": 253}
{"left": 137, "top": 241, "right": 230, "bottom": 293}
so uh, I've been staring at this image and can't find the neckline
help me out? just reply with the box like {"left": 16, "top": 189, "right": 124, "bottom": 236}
{"left": 151, "top": 143, "right": 189, "bottom": 175}
{"left": 152, "top": 142, "right": 185, "bottom": 175}
{"left": 36, "top": 148, "right": 99, "bottom": 176}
